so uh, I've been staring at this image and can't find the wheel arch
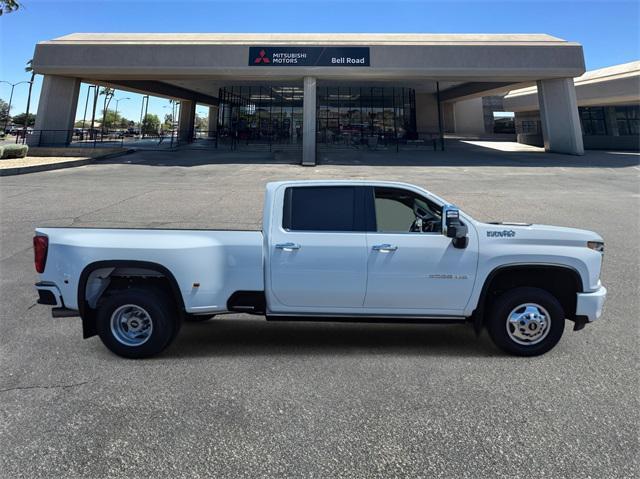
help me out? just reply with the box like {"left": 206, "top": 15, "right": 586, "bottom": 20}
{"left": 77, "top": 260, "right": 186, "bottom": 339}
{"left": 472, "top": 263, "right": 584, "bottom": 333}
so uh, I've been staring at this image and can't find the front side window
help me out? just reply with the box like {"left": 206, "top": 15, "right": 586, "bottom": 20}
{"left": 282, "top": 186, "right": 364, "bottom": 232}
{"left": 373, "top": 187, "right": 442, "bottom": 233}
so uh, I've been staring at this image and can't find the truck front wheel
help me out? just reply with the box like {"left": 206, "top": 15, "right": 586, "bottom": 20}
{"left": 487, "top": 287, "right": 565, "bottom": 356}
{"left": 96, "top": 288, "right": 178, "bottom": 359}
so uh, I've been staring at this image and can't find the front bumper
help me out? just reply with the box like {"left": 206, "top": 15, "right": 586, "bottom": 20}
{"left": 576, "top": 284, "right": 607, "bottom": 322}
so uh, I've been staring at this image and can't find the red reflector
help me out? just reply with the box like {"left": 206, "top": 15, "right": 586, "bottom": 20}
{"left": 33, "top": 235, "right": 48, "bottom": 273}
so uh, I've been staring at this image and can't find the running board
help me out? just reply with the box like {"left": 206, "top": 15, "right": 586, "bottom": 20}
{"left": 265, "top": 315, "right": 467, "bottom": 324}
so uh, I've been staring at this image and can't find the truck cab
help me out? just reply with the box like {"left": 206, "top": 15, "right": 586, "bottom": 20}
{"left": 264, "top": 181, "right": 477, "bottom": 317}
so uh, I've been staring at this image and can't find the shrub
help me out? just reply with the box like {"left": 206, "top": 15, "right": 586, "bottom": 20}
{"left": 1, "top": 144, "right": 28, "bottom": 159}
{"left": 0, "top": 146, "right": 3, "bottom": 158}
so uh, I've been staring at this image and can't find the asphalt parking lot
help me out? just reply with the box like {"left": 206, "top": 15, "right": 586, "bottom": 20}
{"left": 1, "top": 144, "right": 638, "bottom": 478}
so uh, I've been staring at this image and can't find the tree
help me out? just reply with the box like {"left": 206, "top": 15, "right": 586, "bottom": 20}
{"left": 101, "top": 109, "right": 124, "bottom": 129}
{"left": 0, "top": 0, "right": 21, "bottom": 15}
{"left": 163, "top": 113, "right": 173, "bottom": 131}
{"left": 11, "top": 112, "right": 35, "bottom": 127}
{"left": 97, "top": 109, "right": 131, "bottom": 130}
{"left": 119, "top": 117, "right": 131, "bottom": 129}
{"left": 0, "top": 99, "right": 9, "bottom": 125}
{"left": 141, "top": 113, "right": 160, "bottom": 135}
{"left": 195, "top": 114, "right": 208, "bottom": 131}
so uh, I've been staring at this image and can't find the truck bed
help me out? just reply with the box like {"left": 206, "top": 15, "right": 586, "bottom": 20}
{"left": 36, "top": 227, "right": 264, "bottom": 312}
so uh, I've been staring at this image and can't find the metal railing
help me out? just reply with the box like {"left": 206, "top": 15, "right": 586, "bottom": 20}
{"left": 6, "top": 128, "right": 445, "bottom": 153}
{"left": 317, "top": 131, "right": 443, "bottom": 152}
{"left": 11, "top": 129, "right": 181, "bottom": 150}
{"left": 197, "top": 129, "right": 444, "bottom": 152}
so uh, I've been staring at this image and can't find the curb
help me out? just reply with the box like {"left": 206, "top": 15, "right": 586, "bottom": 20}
{"left": 0, "top": 149, "right": 135, "bottom": 176}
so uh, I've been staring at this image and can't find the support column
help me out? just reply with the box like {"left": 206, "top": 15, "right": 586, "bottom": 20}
{"left": 208, "top": 106, "right": 218, "bottom": 138}
{"left": 537, "top": 78, "right": 584, "bottom": 155}
{"left": 178, "top": 100, "right": 196, "bottom": 143}
{"left": 30, "top": 75, "right": 81, "bottom": 146}
{"left": 302, "top": 77, "right": 316, "bottom": 166}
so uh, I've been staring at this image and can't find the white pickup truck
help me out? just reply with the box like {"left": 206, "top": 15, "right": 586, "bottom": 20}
{"left": 33, "top": 180, "right": 606, "bottom": 358}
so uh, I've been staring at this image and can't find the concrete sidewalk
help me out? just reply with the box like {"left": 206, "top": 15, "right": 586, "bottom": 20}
{"left": 0, "top": 147, "right": 132, "bottom": 176}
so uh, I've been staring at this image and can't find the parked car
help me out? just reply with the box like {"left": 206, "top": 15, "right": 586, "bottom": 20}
{"left": 33, "top": 180, "right": 606, "bottom": 358}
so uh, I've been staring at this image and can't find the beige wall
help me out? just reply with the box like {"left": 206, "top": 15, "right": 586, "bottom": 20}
{"left": 452, "top": 97, "right": 485, "bottom": 134}
{"left": 443, "top": 103, "right": 455, "bottom": 132}
{"left": 33, "top": 33, "right": 586, "bottom": 83}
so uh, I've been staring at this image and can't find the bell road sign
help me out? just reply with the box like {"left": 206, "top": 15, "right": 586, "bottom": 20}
{"left": 249, "top": 47, "right": 370, "bottom": 67}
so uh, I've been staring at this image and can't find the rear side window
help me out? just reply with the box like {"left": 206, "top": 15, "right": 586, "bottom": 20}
{"left": 282, "top": 186, "right": 365, "bottom": 232}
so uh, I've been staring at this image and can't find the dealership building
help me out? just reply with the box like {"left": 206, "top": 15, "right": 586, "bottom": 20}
{"left": 31, "top": 33, "right": 589, "bottom": 164}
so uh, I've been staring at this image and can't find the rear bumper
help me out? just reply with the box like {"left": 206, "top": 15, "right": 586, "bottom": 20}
{"left": 35, "top": 282, "right": 80, "bottom": 318}
{"left": 35, "top": 282, "right": 63, "bottom": 307}
{"left": 576, "top": 284, "right": 607, "bottom": 322}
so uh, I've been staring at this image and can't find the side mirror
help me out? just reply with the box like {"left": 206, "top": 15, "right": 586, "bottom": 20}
{"left": 442, "top": 205, "right": 468, "bottom": 249}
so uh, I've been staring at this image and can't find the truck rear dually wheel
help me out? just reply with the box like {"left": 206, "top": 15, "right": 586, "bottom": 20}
{"left": 487, "top": 287, "right": 565, "bottom": 356}
{"left": 96, "top": 287, "right": 178, "bottom": 359}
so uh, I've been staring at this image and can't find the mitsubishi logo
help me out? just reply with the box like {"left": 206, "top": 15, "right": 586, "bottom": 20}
{"left": 254, "top": 49, "right": 270, "bottom": 64}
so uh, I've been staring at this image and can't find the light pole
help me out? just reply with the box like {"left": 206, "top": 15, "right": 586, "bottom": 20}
{"left": 81, "top": 85, "right": 96, "bottom": 139}
{"left": 89, "top": 87, "right": 99, "bottom": 141}
{"left": 172, "top": 100, "right": 180, "bottom": 133}
{"left": 113, "top": 97, "right": 130, "bottom": 130}
{"left": 139, "top": 95, "right": 149, "bottom": 138}
{"left": 0, "top": 80, "right": 32, "bottom": 133}
{"left": 172, "top": 100, "right": 180, "bottom": 146}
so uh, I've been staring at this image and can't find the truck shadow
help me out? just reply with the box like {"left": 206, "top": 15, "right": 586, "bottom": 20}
{"left": 164, "top": 318, "right": 499, "bottom": 358}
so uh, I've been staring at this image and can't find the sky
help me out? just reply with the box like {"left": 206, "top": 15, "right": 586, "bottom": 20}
{"left": 0, "top": 0, "right": 638, "bottom": 124}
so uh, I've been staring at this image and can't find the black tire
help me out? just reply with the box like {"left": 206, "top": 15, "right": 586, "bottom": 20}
{"left": 487, "top": 287, "right": 565, "bottom": 356}
{"left": 96, "top": 287, "right": 179, "bottom": 359}
{"left": 185, "top": 314, "right": 215, "bottom": 322}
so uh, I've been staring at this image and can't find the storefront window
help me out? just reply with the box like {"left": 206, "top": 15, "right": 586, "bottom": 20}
{"left": 579, "top": 107, "right": 607, "bottom": 136}
{"left": 218, "top": 85, "right": 303, "bottom": 144}
{"left": 316, "top": 86, "right": 417, "bottom": 146}
{"left": 218, "top": 85, "right": 417, "bottom": 146}
{"left": 615, "top": 105, "right": 639, "bottom": 136}
{"left": 518, "top": 120, "right": 539, "bottom": 134}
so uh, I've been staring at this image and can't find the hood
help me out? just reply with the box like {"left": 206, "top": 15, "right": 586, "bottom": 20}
{"left": 477, "top": 222, "right": 603, "bottom": 247}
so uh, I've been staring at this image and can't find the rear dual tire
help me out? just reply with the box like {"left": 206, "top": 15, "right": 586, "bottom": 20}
{"left": 96, "top": 288, "right": 180, "bottom": 359}
{"left": 487, "top": 287, "right": 565, "bottom": 356}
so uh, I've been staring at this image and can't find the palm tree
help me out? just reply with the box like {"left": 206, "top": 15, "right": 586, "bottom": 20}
{"left": 22, "top": 59, "right": 35, "bottom": 141}
{"left": 99, "top": 87, "right": 115, "bottom": 133}
{"left": 0, "top": 0, "right": 21, "bottom": 15}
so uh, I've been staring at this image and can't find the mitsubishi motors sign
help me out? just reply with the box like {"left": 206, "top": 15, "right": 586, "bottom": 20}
{"left": 249, "top": 46, "right": 370, "bottom": 67}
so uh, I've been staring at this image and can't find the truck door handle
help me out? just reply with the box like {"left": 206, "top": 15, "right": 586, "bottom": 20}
{"left": 275, "top": 242, "right": 301, "bottom": 251}
{"left": 372, "top": 244, "right": 398, "bottom": 252}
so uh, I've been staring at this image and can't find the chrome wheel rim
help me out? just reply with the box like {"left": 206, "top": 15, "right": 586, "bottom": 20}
{"left": 506, "top": 303, "right": 551, "bottom": 346}
{"left": 110, "top": 304, "right": 153, "bottom": 347}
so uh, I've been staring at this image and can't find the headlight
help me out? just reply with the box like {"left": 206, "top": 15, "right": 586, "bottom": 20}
{"left": 587, "top": 241, "right": 604, "bottom": 253}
